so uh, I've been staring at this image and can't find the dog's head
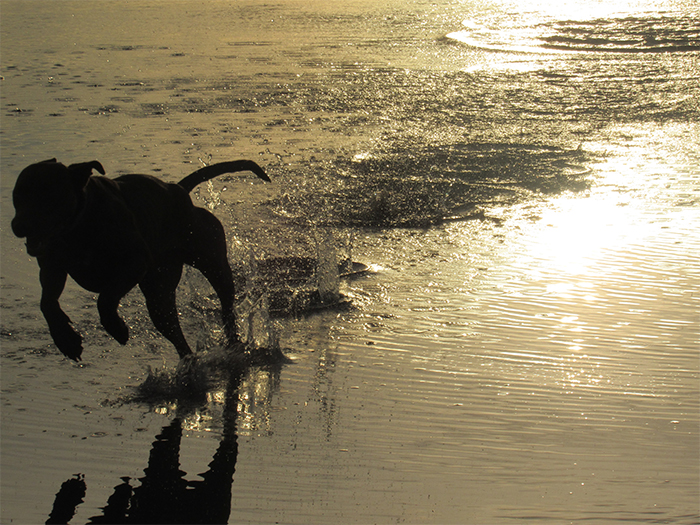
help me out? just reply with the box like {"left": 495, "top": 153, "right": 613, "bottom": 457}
{"left": 12, "top": 159, "right": 105, "bottom": 257}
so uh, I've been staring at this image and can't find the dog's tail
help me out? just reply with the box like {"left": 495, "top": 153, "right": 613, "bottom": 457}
{"left": 178, "top": 160, "right": 270, "bottom": 193}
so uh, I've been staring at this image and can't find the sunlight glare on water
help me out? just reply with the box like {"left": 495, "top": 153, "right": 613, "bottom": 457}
{"left": 523, "top": 194, "right": 635, "bottom": 277}
{"left": 450, "top": 0, "right": 700, "bottom": 57}
{"left": 466, "top": 121, "right": 700, "bottom": 407}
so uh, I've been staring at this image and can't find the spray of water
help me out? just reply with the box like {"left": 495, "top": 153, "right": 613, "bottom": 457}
{"left": 315, "top": 229, "right": 340, "bottom": 305}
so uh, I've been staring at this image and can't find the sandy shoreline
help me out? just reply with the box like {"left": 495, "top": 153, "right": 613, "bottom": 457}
{"left": 2, "top": 1, "right": 699, "bottom": 523}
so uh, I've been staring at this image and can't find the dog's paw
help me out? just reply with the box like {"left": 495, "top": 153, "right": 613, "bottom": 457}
{"left": 103, "top": 317, "right": 129, "bottom": 345}
{"left": 105, "top": 319, "right": 129, "bottom": 345}
{"left": 52, "top": 325, "right": 84, "bottom": 361}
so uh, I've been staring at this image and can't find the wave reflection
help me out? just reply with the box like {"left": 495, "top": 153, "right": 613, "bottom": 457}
{"left": 449, "top": 15, "right": 700, "bottom": 54}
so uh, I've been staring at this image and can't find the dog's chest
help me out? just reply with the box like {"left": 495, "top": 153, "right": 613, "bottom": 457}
{"left": 58, "top": 247, "right": 106, "bottom": 292}
{"left": 58, "top": 240, "right": 144, "bottom": 294}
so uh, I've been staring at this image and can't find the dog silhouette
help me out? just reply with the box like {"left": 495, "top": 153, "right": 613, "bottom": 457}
{"left": 12, "top": 159, "right": 270, "bottom": 360}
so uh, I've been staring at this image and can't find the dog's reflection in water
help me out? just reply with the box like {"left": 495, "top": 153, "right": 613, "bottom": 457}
{"left": 47, "top": 368, "right": 246, "bottom": 525}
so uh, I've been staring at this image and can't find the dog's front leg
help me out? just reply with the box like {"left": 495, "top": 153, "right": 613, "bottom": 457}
{"left": 39, "top": 261, "right": 83, "bottom": 361}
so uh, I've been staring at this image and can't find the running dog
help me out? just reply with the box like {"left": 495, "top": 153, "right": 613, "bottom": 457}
{"left": 11, "top": 159, "right": 270, "bottom": 361}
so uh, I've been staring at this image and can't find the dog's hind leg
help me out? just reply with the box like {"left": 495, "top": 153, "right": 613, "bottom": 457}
{"left": 139, "top": 264, "right": 192, "bottom": 358}
{"left": 185, "top": 208, "right": 239, "bottom": 347}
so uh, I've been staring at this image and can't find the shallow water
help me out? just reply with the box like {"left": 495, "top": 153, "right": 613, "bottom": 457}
{"left": 1, "top": 1, "right": 698, "bottom": 523}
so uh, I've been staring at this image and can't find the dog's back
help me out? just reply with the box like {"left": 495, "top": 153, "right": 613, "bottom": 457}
{"left": 110, "top": 174, "right": 196, "bottom": 254}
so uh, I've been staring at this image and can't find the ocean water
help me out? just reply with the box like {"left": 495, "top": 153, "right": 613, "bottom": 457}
{"left": 1, "top": 0, "right": 698, "bottom": 523}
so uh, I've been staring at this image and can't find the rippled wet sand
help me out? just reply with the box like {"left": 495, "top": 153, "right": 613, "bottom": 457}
{"left": 1, "top": 1, "right": 698, "bottom": 523}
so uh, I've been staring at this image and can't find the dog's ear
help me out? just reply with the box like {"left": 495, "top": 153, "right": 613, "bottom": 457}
{"left": 67, "top": 161, "right": 105, "bottom": 188}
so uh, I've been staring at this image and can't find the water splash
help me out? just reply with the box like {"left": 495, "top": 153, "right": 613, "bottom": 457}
{"left": 315, "top": 229, "right": 340, "bottom": 305}
{"left": 133, "top": 350, "right": 240, "bottom": 406}
{"left": 236, "top": 292, "right": 278, "bottom": 350}
{"left": 231, "top": 227, "right": 356, "bottom": 318}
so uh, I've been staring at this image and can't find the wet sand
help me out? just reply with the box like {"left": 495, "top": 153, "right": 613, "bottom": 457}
{"left": 1, "top": 1, "right": 699, "bottom": 523}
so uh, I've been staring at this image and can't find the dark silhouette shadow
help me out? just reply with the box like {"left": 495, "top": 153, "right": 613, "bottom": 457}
{"left": 47, "top": 475, "right": 86, "bottom": 524}
{"left": 47, "top": 367, "right": 247, "bottom": 524}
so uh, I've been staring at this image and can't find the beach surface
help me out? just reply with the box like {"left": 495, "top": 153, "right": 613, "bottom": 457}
{"left": 1, "top": 1, "right": 698, "bottom": 523}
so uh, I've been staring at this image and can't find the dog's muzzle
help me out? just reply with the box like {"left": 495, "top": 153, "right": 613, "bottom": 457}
{"left": 11, "top": 217, "right": 26, "bottom": 239}
{"left": 13, "top": 218, "right": 56, "bottom": 257}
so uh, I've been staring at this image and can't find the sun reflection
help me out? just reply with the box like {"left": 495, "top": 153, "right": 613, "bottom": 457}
{"left": 470, "top": 123, "right": 693, "bottom": 400}
{"left": 519, "top": 193, "right": 637, "bottom": 278}
{"left": 502, "top": 0, "right": 667, "bottom": 21}
{"left": 511, "top": 123, "right": 696, "bottom": 286}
